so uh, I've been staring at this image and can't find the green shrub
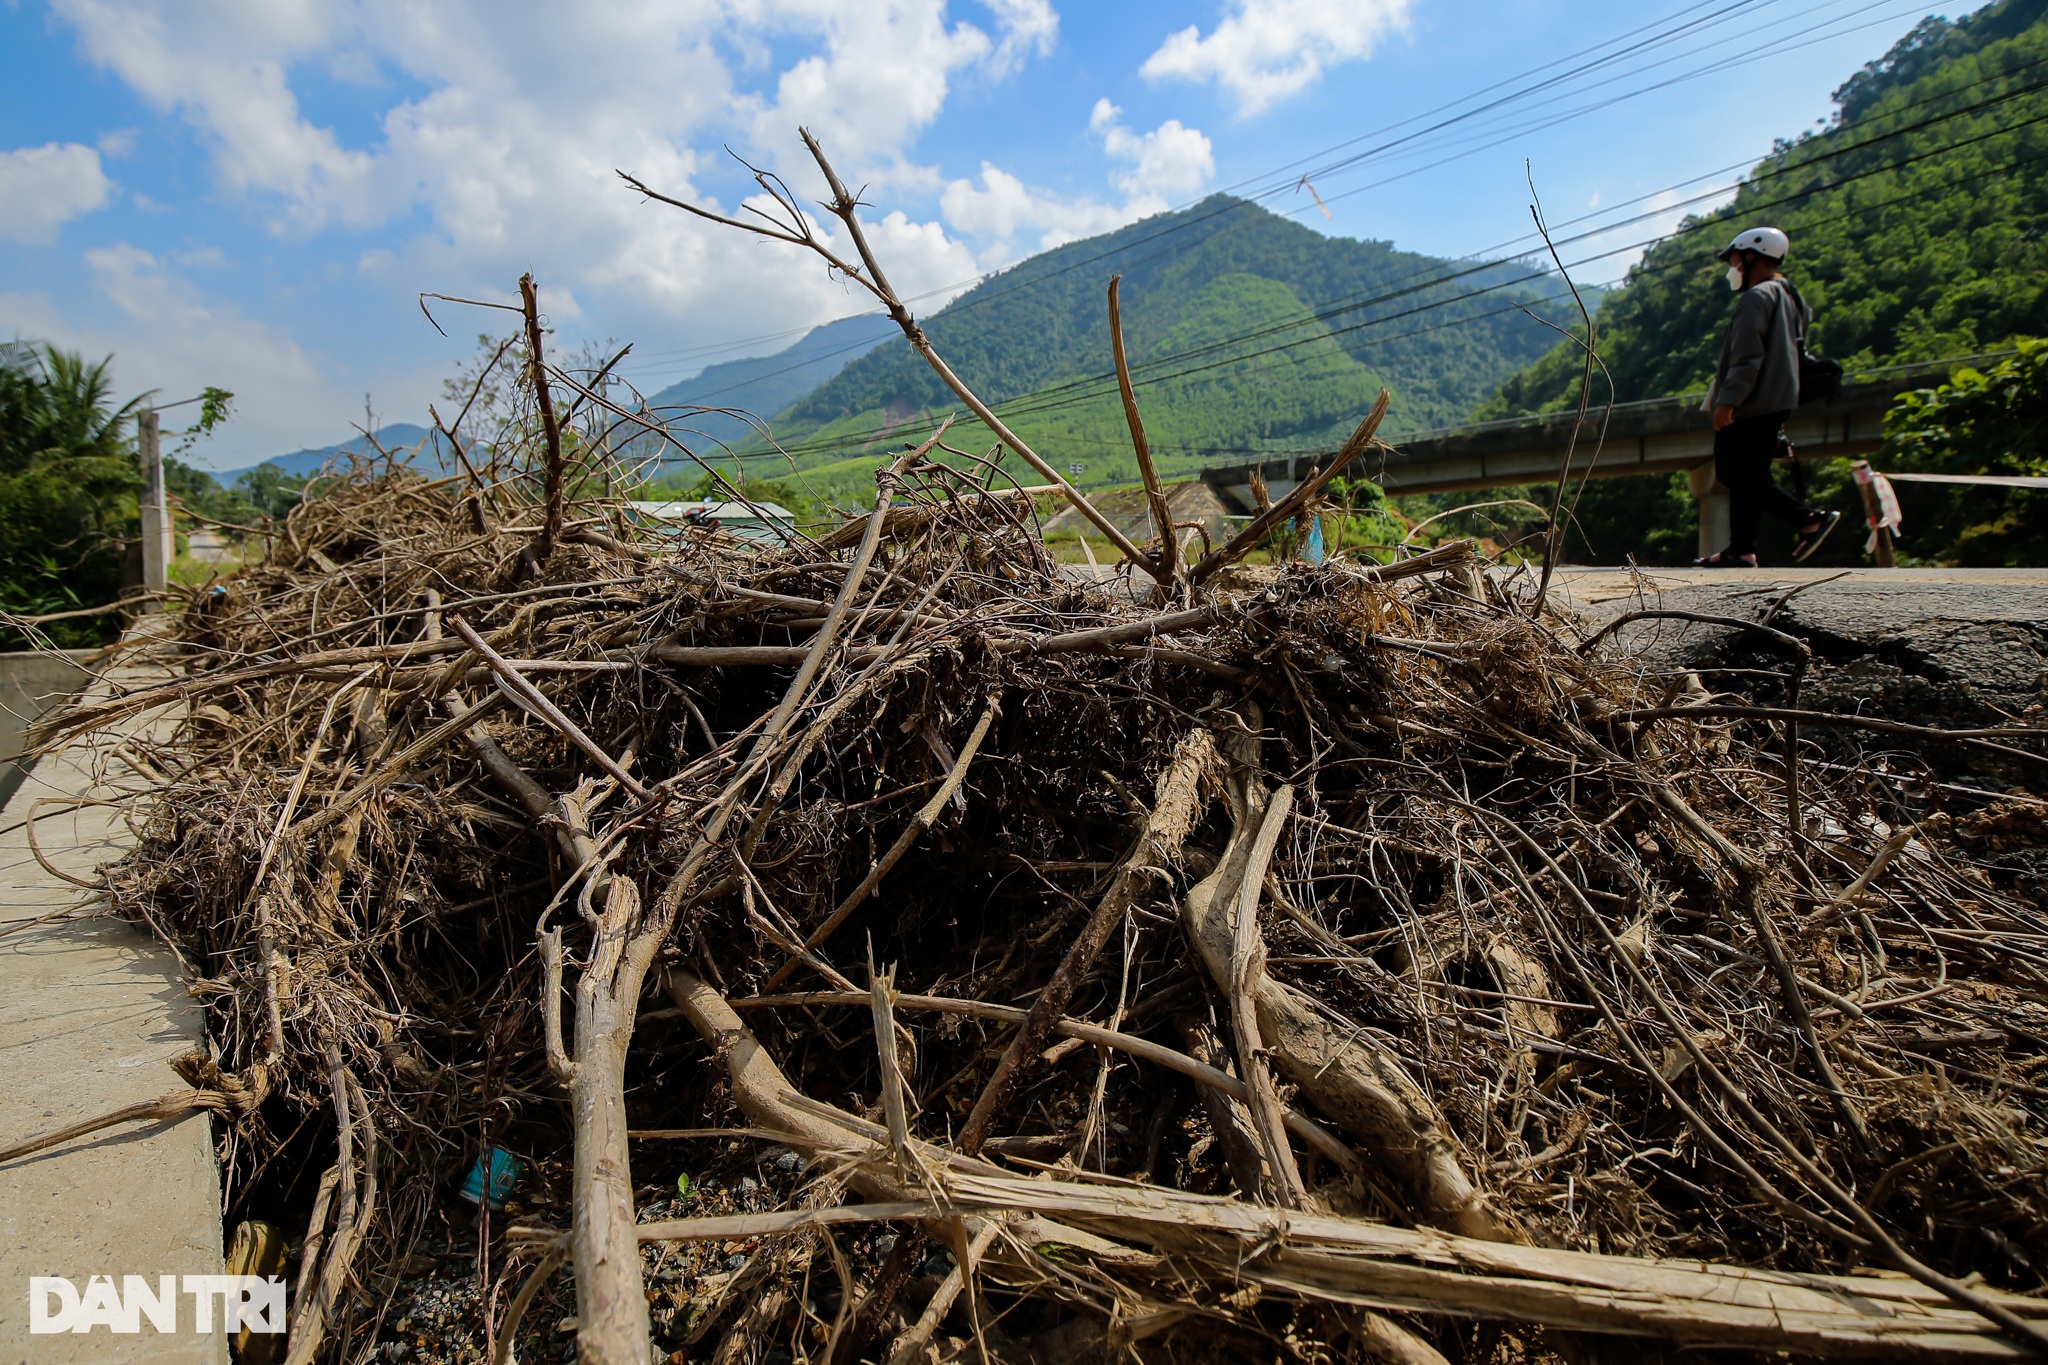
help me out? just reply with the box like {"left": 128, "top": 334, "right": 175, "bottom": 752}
{"left": 1877, "top": 337, "right": 2048, "bottom": 563}
{"left": 0, "top": 344, "right": 143, "bottom": 645}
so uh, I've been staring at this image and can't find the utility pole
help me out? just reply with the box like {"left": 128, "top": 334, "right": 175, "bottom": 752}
{"left": 137, "top": 407, "right": 172, "bottom": 609}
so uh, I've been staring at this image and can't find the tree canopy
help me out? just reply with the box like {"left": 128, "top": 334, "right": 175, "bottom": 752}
{"left": 742, "top": 195, "right": 1581, "bottom": 504}
{"left": 1, "top": 344, "right": 244, "bottom": 645}
{"left": 1476, "top": 0, "right": 2048, "bottom": 564}
{"left": 0, "top": 343, "right": 145, "bottom": 641}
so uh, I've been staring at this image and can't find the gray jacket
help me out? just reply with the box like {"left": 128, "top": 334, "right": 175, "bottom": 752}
{"left": 1704, "top": 276, "right": 1809, "bottom": 417}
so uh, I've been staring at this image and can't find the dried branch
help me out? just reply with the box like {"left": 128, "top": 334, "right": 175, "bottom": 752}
{"left": 1108, "top": 274, "right": 1177, "bottom": 584}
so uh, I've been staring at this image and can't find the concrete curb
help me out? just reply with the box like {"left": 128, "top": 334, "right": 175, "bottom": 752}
{"left": 0, "top": 651, "right": 98, "bottom": 814}
{"left": 0, "top": 652, "right": 227, "bottom": 1363}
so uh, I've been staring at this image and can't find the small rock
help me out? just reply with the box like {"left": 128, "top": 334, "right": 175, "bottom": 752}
{"left": 871, "top": 1233, "right": 899, "bottom": 1262}
{"left": 773, "top": 1150, "right": 801, "bottom": 1173}
{"left": 738, "top": 1175, "right": 760, "bottom": 1194}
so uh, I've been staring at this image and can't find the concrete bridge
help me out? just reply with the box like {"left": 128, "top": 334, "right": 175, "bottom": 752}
{"left": 1198, "top": 357, "right": 1982, "bottom": 557}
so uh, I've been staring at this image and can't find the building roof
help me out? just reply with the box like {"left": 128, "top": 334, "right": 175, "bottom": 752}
{"left": 627, "top": 499, "right": 795, "bottom": 522}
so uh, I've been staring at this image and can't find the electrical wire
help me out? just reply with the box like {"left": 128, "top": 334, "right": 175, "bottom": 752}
{"left": 736, "top": 127, "right": 2048, "bottom": 466}
{"left": 626, "top": 34, "right": 2048, "bottom": 426}
{"left": 617, "top": 0, "right": 1857, "bottom": 379}
{"left": 922, "top": 87, "right": 2048, "bottom": 429}
{"left": 618, "top": 0, "right": 2043, "bottom": 475}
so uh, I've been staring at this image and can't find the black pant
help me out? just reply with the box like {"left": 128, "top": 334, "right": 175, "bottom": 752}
{"left": 1713, "top": 411, "right": 1814, "bottom": 557}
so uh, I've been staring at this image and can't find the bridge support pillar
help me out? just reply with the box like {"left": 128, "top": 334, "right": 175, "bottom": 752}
{"left": 1688, "top": 461, "right": 1729, "bottom": 559}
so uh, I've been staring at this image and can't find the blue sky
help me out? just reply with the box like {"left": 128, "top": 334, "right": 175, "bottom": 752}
{"left": 0, "top": 0, "right": 1960, "bottom": 469}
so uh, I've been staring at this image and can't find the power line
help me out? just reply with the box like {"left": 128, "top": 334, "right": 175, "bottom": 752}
{"left": 622, "top": 0, "right": 2033, "bottom": 465}
{"left": 741, "top": 121, "right": 2048, "bottom": 467}
{"left": 1290, "top": 0, "right": 1941, "bottom": 214}
{"left": 1245, "top": 0, "right": 1879, "bottom": 198}
{"left": 941, "top": 79, "right": 2048, "bottom": 428}
{"left": 637, "top": 0, "right": 1972, "bottom": 399}
{"left": 641, "top": 26, "right": 2048, "bottom": 428}
{"left": 997, "top": 113, "right": 2048, "bottom": 427}
{"left": 618, "top": 0, "right": 1839, "bottom": 380}
{"left": 625, "top": 0, "right": 1768, "bottom": 373}
{"left": 1234, "top": 41, "right": 2048, "bottom": 314}
{"left": 1218, "top": 0, "right": 1775, "bottom": 200}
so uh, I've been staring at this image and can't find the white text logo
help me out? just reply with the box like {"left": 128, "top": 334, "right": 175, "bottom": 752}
{"left": 28, "top": 1276, "right": 287, "bottom": 1334}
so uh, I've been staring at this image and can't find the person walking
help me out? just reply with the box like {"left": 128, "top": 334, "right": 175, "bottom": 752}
{"left": 1695, "top": 225, "right": 1840, "bottom": 566}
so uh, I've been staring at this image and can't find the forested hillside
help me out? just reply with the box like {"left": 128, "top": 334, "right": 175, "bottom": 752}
{"left": 1480, "top": 0, "right": 2048, "bottom": 564}
{"left": 750, "top": 196, "right": 1579, "bottom": 495}
{"left": 640, "top": 314, "right": 896, "bottom": 450}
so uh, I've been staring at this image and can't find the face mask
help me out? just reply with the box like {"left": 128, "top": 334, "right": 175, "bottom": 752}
{"left": 1725, "top": 264, "right": 1745, "bottom": 292}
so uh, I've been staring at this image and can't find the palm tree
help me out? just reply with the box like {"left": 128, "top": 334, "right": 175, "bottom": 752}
{"left": 1, "top": 342, "right": 145, "bottom": 472}
{"left": 1, "top": 343, "right": 148, "bottom": 640}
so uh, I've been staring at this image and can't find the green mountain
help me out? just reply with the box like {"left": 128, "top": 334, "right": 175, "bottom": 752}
{"left": 1479, "top": 0, "right": 2048, "bottom": 564}
{"left": 641, "top": 314, "right": 897, "bottom": 451}
{"left": 732, "top": 196, "right": 1581, "bottom": 498}
{"left": 228, "top": 424, "right": 442, "bottom": 482}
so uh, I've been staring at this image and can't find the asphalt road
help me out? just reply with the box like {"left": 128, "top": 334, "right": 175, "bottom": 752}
{"left": 1550, "top": 566, "right": 2047, "bottom": 793}
{"left": 1548, "top": 565, "right": 2048, "bottom": 630}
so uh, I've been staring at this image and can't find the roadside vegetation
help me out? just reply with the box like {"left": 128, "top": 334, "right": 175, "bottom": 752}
{"left": 1481, "top": 0, "right": 2048, "bottom": 565}
{"left": 1, "top": 341, "right": 243, "bottom": 646}
{"left": 0, "top": 343, "right": 145, "bottom": 643}
{"left": 720, "top": 196, "right": 1583, "bottom": 493}
{"left": 1880, "top": 337, "right": 2048, "bottom": 563}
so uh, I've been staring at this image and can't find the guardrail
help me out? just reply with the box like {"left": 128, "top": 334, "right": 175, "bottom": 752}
{"left": 1193, "top": 350, "right": 2014, "bottom": 505}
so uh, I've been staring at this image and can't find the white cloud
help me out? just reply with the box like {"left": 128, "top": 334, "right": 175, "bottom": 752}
{"left": 1140, "top": 0, "right": 1411, "bottom": 115}
{"left": 0, "top": 143, "right": 115, "bottom": 245}
{"left": 733, "top": 2, "right": 996, "bottom": 168}
{"left": 50, "top": 1, "right": 1051, "bottom": 234}
{"left": 981, "top": 0, "right": 1058, "bottom": 74}
{"left": 940, "top": 163, "right": 1132, "bottom": 262}
{"left": 55, "top": 0, "right": 379, "bottom": 228}
{"left": 0, "top": 245, "right": 348, "bottom": 461}
{"left": 46, "top": 2, "right": 1051, "bottom": 311}
{"left": 1090, "top": 99, "right": 1213, "bottom": 200}
{"left": 939, "top": 103, "right": 1214, "bottom": 266}
{"left": 37, "top": 1, "right": 1086, "bottom": 448}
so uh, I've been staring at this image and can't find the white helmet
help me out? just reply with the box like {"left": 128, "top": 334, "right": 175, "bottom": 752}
{"left": 1717, "top": 225, "right": 1788, "bottom": 261}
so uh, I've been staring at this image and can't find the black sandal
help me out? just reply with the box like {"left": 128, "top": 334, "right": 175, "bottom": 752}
{"left": 1792, "top": 510, "right": 1841, "bottom": 562}
{"left": 1694, "top": 550, "right": 1758, "bottom": 567}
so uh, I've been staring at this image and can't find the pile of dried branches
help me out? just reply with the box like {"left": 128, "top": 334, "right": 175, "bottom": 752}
{"left": 15, "top": 132, "right": 2048, "bottom": 1365}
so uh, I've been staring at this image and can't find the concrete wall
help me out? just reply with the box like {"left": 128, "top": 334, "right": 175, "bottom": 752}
{"left": 0, "top": 642, "right": 228, "bottom": 1363}
{"left": 0, "top": 650, "right": 97, "bottom": 810}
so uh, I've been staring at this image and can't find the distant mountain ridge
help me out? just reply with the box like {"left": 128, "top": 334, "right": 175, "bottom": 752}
{"left": 639, "top": 314, "right": 897, "bottom": 450}
{"left": 240, "top": 314, "right": 899, "bottom": 480}
{"left": 220, "top": 424, "right": 446, "bottom": 483}
{"left": 746, "top": 194, "right": 1582, "bottom": 495}
{"left": 242, "top": 200, "right": 1577, "bottom": 496}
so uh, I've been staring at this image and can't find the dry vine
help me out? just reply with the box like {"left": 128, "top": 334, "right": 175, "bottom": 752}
{"left": 8, "top": 130, "right": 2047, "bottom": 1365}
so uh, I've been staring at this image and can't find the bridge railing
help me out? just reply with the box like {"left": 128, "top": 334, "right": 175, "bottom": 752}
{"left": 1380, "top": 349, "right": 2019, "bottom": 449}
